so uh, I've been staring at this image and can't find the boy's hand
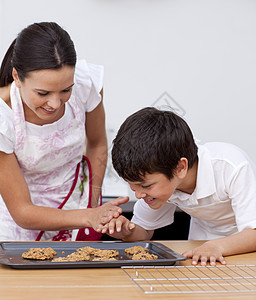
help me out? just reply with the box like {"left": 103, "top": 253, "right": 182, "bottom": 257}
{"left": 89, "top": 197, "right": 129, "bottom": 231}
{"left": 183, "top": 240, "right": 226, "bottom": 266}
{"left": 97, "top": 215, "right": 135, "bottom": 239}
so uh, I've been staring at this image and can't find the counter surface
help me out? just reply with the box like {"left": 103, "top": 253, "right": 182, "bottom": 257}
{"left": 1, "top": 240, "right": 256, "bottom": 300}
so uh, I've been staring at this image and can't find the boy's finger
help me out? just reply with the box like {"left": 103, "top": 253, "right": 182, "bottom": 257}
{"left": 191, "top": 255, "right": 199, "bottom": 265}
{"left": 108, "top": 220, "right": 116, "bottom": 235}
{"left": 218, "top": 256, "right": 226, "bottom": 265}
{"left": 210, "top": 256, "right": 217, "bottom": 266}
{"left": 97, "top": 223, "right": 108, "bottom": 233}
{"left": 101, "top": 225, "right": 109, "bottom": 234}
{"left": 200, "top": 256, "right": 207, "bottom": 266}
{"left": 96, "top": 224, "right": 103, "bottom": 232}
{"left": 182, "top": 250, "right": 192, "bottom": 258}
{"left": 116, "top": 219, "right": 124, "bottom": 232}
{"left": 129, "top": 222, "right": 135, "bottom": 230}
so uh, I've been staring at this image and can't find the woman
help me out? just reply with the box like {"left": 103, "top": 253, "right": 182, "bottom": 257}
{"left": 0, "top": 22, "right": 127, "bottom": 241}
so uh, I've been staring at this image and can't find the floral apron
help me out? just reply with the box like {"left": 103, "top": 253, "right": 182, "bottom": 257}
{"left": 10, "top": 82, "right": 102, "bottom": 241}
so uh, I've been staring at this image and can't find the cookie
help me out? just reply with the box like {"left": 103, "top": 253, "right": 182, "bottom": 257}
{"left": 22, "top": 248, "right": 57, "bottom": 260}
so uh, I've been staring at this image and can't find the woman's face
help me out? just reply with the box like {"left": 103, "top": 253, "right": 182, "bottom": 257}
{"left": 12, "top": 65, "right": 75, "bottom": 125}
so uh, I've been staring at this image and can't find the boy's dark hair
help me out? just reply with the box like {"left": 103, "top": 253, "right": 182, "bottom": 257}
{"left": 0, "top": 22, "right": 77, "bottom": 87}
{"left": 112, "top": 107, "right": 198, "bottom": 182}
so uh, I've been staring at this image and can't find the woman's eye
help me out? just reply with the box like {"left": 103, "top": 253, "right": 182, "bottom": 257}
{"left": 38, "top": 92, "right": 48, "bottom": 96}
{"left": 62, "top": 88, "right": 72, "bottom": 93}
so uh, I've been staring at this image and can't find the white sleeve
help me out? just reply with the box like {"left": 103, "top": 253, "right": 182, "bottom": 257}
{"left": 0, "top": 104, "right": 15, "bottom": 154}
{"left": 73, "top": 60, "right": 104, "bottom": 113}
{"left": 86, "top": 63, "right": 104, "bottom": 112}
{"left": 131, "top": 199, "right": 176, "bottom": 230}
{"left": 229, "top": 161, "right": 256, "bottom": 231}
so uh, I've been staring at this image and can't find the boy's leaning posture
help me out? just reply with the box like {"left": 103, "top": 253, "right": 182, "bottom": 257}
{"left": 100, "top": 107, "right": 256, "bottom": 266}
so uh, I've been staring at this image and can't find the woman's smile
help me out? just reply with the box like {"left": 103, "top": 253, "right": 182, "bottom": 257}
{"left": 40, "top": 107, "right": 57, "bottom": 114}
{"left": 13, "top": 65, "right": 75, "bottom": 125}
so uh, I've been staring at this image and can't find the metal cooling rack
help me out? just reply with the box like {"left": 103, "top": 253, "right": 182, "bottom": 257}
{"left": 122, "top": 265, "right": 256, "bottom": 294}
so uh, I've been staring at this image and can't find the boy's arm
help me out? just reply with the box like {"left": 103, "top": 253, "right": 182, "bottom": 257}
{"left": 183, "top": 228, "right": 256, "bottom": 266}
{"left": 123, "top": 224, "right": 154, "bottom": 241}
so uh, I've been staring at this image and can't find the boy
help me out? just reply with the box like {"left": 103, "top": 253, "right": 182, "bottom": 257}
{"left": 99, "top": 107, "right": 256, "bottom": 266}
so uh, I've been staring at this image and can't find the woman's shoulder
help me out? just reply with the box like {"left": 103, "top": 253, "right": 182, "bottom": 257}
{"left": 0, "top": 85, "right": 11, "bottom": 108}
{"left": 72, "top": 60, "right": 104, "bottom": 112}
{"left": 74, "top": 59, "right": 104, "bottom": 85}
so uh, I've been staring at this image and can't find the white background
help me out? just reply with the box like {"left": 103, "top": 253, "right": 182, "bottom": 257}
{"left": 1, "top": 0, "right": 256, "bottom": 195}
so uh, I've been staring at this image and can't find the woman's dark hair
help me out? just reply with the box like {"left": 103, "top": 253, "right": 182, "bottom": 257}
{"left": 112, "top": 107, "right": 198, "bottom": 182}
{"left": 0, "top": 22, "right": 77, "bottom": 87}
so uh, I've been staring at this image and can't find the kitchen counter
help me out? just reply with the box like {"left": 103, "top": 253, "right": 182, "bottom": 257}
{"left": 1, "top": 240, "right": 256, "bottom": 300}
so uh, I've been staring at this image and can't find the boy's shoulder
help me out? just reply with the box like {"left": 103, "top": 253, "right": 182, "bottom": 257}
{"left": 200, "top": 142, "right": 252, "bottom": 166}
{"left": 203, "top": 141, "right": 241, "bottom": 152}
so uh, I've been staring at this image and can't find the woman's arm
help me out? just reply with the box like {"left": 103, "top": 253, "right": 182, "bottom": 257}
{"left": 0, "top": 151, "right": 127, "bottom": 231}
{"left": 85, "top": 89, "right": 108, "bottom": 208}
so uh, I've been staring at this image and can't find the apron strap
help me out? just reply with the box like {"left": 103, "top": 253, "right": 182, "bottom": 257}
{"left": 35, "top": 161, "right": 81, "bottom": 241}
{"left": 35, "top": 156, "right": 103, "bottom": 241}
{"left": 83, "top": 155, "right": 102, "bottom": 208}
{"left": 75, "top": 156, "right": 103, "bottom": 241}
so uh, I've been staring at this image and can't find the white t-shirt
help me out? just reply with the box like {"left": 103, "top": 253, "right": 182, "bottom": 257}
{"left": 0, "top": 59, "right": 103, "bottom": 154}
{"left": 0, "top": 59, "right": 104, "bottom": 241}
{"left": 132, "top": 142, "right": 256, "bottom": 240}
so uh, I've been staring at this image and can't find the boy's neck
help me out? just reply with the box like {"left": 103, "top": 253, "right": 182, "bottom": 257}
{"left": 177, "top": 160, "right": 198, "bottom": 195}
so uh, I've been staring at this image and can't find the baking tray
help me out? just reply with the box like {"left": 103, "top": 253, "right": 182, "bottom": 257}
{"left": 0, "top": 241, "right": 186, "bottom": 269}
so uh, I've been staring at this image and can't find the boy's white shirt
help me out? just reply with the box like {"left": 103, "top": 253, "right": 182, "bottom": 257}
{"left": 131, "top": 142, "right": 256, "bottom": 240}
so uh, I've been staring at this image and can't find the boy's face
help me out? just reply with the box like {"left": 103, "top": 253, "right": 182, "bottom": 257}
{"left": 127, "top": 173, "right": 182, "bottom": 210}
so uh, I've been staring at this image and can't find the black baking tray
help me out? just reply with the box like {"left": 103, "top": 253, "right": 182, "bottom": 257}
{"left": 0, "top": 241, "right": 186, "bottom": 269}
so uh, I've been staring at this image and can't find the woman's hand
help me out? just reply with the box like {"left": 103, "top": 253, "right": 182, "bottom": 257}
{"left": 183, "top": 240, "right": 226, "bottom": 266}
{"left": 88, "top": 197, "right": 129, "bottom": 231}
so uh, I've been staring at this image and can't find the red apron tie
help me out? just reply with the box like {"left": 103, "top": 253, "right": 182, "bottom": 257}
{"left": 35, "top": 156, "right": 102, "bottom": 241}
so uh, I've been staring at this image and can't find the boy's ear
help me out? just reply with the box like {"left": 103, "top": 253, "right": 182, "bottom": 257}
{"left": 175, "top": 157, "right": 188, "bottom": 179}
{"left": 12, "top": 68, "right": 21, "bottom": 88}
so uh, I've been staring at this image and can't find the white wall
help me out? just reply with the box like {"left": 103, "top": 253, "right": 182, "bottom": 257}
{"left": 1, "top": 0, "right": 256, "bottom": 167}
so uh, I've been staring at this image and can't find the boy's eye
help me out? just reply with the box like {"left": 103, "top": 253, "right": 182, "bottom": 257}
{"left": 142, "top": 185, "right": 151, "bottom": 189}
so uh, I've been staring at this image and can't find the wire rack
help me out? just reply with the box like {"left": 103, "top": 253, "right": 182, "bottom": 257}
{"left": 121, "top": 265, "right": 256, "bottom": 294}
